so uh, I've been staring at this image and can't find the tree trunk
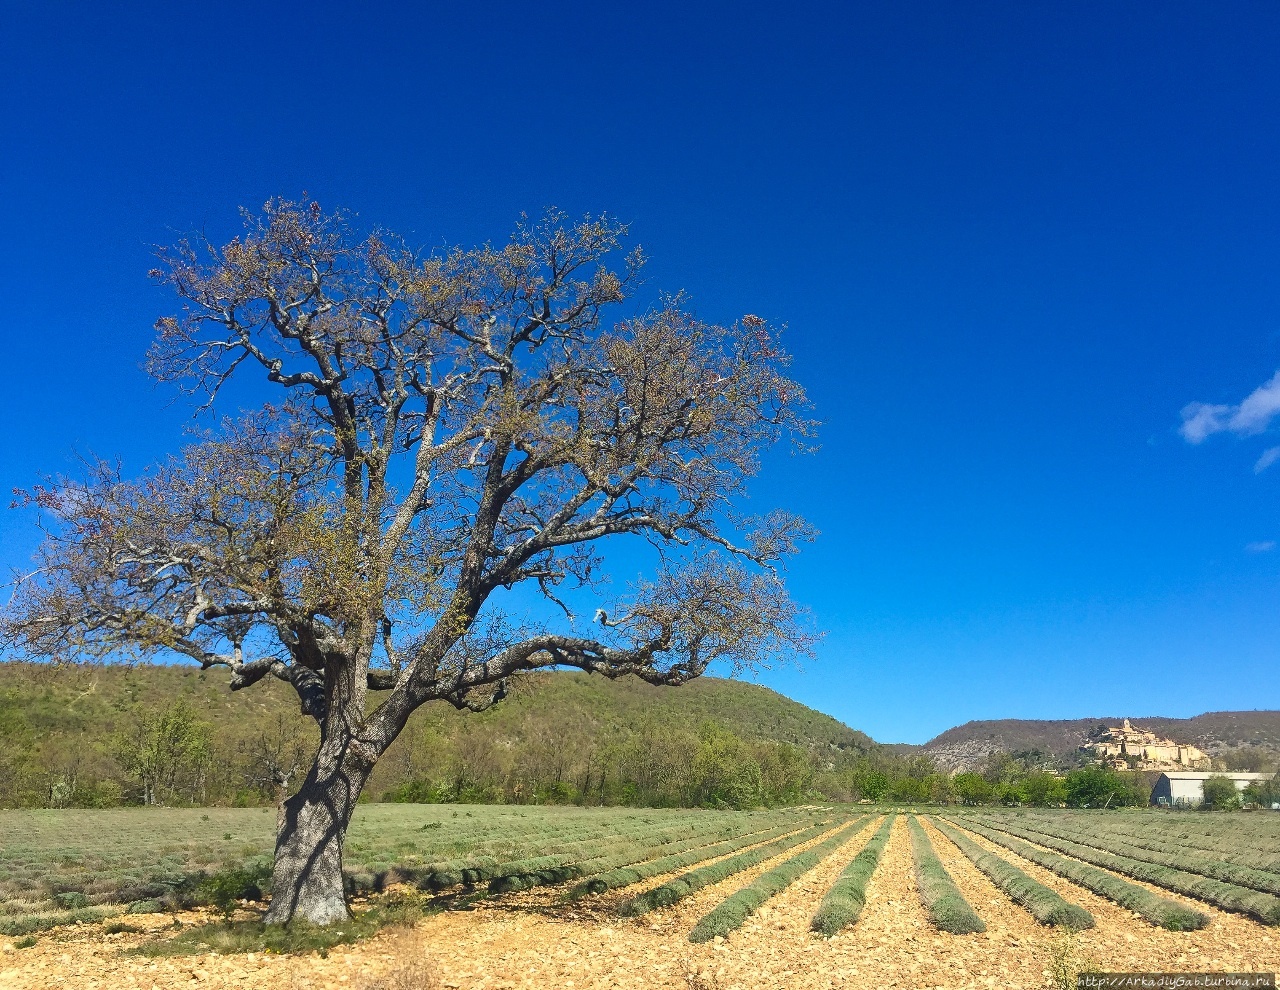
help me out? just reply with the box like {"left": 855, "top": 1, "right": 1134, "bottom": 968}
{"left": 263, "top": 735, "right": 372, "bottom": 926}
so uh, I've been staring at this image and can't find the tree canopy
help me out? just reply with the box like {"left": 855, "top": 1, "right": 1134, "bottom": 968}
{"left": 1, "top": 200, "right": 817, "bottom": 924}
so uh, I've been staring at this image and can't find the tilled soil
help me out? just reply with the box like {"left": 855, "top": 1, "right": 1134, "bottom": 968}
{"left": 2, "top": 814, "right": 1278, "bottom": 990}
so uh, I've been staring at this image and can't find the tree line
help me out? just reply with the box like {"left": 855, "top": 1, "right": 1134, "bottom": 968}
{"left": 6, "top": 694, "right": 1256, "bottom": 811}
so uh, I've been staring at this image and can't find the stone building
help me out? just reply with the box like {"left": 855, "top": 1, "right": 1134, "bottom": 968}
{"left": 1083, "top": 718, "right": 1210, "bottom": 771}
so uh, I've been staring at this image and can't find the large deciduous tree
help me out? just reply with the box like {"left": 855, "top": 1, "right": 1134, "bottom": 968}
{"left": 1, "top": 200, "right": 816, "bottom": 925}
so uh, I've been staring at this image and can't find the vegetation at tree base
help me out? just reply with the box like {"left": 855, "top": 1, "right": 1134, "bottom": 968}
{"left": 809, "top": 815, "right": 896, "bottom": 936}
{"left": 955, "top": 817, "right": 1210, "bottom": 930}
{"left": 688, "top": 817, "right": 869, "bottom": 942}
{"left": 906, "top": 816, "right": 986, "bottom": 934}
{"left": 972, "top": 816, "right": 1280, "bottom": 924}
{"left": 619, "top": 819, "right": 840, "bottom": 916}
{"left": 131, "top": 889, "right": 433, "bottom": 959}
{"left": 928, "top": 818, "right": 1094, "bottom": 929}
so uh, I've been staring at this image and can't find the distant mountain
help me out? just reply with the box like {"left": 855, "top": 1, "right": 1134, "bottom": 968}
{"left": 914, "top": 711, "right": 1280, "bottom": 773}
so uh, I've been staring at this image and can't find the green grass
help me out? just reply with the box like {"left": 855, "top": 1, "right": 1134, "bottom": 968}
{"left": 0, "top": 906, "right": 118, "bottom": 936}
{"left": 0, "top": 803, "right": 781, "bottom": 918}
{"left": 688, "top": 817, "right": 868, "bottom": 942}
{"left": 931, "top": 817, "right": 1093, "bottom": 930}
{"left": 906, "top": 816, "right": 986, "bottom": 935}
{"left": 957, "top": 816, "right": 1209, "bottom": 931}
{"left": 810, "top": 814, "right": 895, "bottom": 936}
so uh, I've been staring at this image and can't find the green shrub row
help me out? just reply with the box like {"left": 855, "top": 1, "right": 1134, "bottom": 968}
{"left": 485, "top": 816, "right": 810, "bottom": 893}
{"left": 1096, "top": 815, "right": 1280, "bottom": 854}
{"left": 906, "top": 816, "right": 986, "bottom": 935}
{"left": 985, "top": 812, "right": 1280, "bottom": 872}
{"left": 540, "top": 819, "right": 808, "bottom": 896}
{"left": 931, "top": 818, "right": 1093, "bottom": 930}
{"left": 391, "top": 811, "right": 757, "bottom": 879}
{"left": 810, "top": 815, "right": 896, "bottom": 936}
{"left": 976, "top": 818, "right": 1280, "bottom": 926}
{"left": 388, "top": 811, "right": 808, "bottom": 892}
{"left": 574, "top": 820, "right": 816, "bottom": 897}
{"left": 986, "top": 814, "right": 1280, "bottom": 893}
{"left": 687, "top": 817, "right": 869, "bottom": 942}
{"left": 957, "top": 817, "right": 1208, "bottom": 931}
{"left": 619, "top": 820, "right": 842, "bottom": 916}
{"left": 433, "top": 814, "right": 723, "bottom": 856}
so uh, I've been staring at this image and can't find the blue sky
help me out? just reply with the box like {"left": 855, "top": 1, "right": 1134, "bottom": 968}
{"left": 2, "top": 2, "right": 1279, "bottom": 743}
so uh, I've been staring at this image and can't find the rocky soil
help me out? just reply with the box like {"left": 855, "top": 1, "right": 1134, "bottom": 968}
{"left": 2, "top": 816, "right": 1277, "bottom": 990}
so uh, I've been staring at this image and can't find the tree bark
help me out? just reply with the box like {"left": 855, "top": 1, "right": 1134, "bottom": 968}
{"left": 263, "top": 734, "right": 372, "bottom": 926}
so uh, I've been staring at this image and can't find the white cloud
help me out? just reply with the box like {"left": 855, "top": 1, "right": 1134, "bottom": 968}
{"left": 1256, "top": 446, "right": 1280, "bottom": 474}
{"left": 1181, "top": 371, "right": 1280, "bottom": 443}
{"left": 1246, "top": 540, "right": 1276, "bottom": 554}
{"left": 1231, "top": 371, "right": 1280, "bottom": 433}
{"left": 1179, "top": 402, "right": 1230, "bottom": 443}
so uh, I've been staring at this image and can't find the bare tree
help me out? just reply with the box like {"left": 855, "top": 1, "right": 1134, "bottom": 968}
{"left": 238, "top": 713, "right": 312, "bottom": 830}
{"left": 1, "top": 200, "right": 817, "bottom": 925}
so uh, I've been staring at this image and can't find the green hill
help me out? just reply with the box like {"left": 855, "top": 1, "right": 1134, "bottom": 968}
{"left": 0, "top": 662, "right": 873, "bottom": 810}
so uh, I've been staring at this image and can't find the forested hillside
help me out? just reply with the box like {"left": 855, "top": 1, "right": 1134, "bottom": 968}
{"left": 10, "top": 662, "right": 1253, "bottom": 811}
{"left": 0, "top": 662, "right": 888, "bottom": 810}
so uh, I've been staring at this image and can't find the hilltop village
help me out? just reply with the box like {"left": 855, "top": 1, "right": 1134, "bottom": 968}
{"left": 1083, "top": 719, "right": 1211, "bottom": 771}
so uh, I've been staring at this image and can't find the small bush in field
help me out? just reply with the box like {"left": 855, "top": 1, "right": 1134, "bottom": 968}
{"left": 196, "top": 862, "right": 271, "bottom": 920}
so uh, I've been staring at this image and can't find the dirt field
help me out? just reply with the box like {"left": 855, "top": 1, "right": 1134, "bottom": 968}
{"left": 2, "top": 816, "right": 1277, "bottom": 990}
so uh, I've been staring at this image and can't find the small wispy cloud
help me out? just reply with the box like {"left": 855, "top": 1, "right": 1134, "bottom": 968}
{"left": 1180, "top": 370, "right": 1280, "bottom": 444}
{"left": 1256, "top": 447, "right": 1280, "bottom": 474}
{"left": 1246, "top": 540, "right": 1276, "bottom": 554}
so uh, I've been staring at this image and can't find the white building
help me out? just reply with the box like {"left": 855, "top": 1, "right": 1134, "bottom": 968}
{"left": 1150, "top": 771, "right": 1274, "bottom": 807}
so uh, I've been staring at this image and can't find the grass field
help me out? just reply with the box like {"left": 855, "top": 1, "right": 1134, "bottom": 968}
{"left": 0, "top": 804, "right": 824, "bottom": 932}
{"left": 2, "top": 805, "right": 1279, "bottom": 987}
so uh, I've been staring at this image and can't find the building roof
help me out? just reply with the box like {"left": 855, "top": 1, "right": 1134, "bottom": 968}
{"left": 1157, "top": 771, "right": 1274, "bottom": 781}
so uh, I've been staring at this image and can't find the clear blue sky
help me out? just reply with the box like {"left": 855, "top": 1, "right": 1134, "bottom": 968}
{"left": 2, "top": 2, "right": 1279, "bottom": 743}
